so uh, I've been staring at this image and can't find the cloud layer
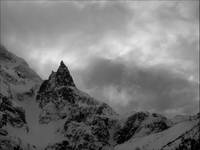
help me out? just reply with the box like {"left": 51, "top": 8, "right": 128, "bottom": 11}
{"left": 0, "top": 1, "right": 199, "bottom": 116}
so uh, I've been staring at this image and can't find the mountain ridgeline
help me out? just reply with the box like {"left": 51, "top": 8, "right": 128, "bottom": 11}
{"left": 0, "top": 45, "right": 199, "bottom": 150}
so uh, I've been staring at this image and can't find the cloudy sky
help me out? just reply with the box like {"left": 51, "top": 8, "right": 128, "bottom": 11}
{"left": 0, "top": 0, "right": 199, "bottom": 117}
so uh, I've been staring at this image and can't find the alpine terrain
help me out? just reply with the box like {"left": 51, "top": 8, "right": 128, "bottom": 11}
{"left": 0, "top": 45, "right": 199, "bottom": 150}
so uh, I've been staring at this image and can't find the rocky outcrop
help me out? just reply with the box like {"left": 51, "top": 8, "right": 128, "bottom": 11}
{"left": 114, "top": 112, "right": 172, "bottom": 144}
{"left": 0, "top": 136, "right": 37, "bottom": 150}
{"left": 0, "top": 94, "right": 27, "bottom": 128}
{"left": 36, "top": 61, "right": 118, "bottom": 149}
{"left": 0, "top": 94, "right": 32, "bottom": 150}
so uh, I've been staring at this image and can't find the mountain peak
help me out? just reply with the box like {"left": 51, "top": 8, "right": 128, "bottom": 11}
{"left": 57, "top": 60, "right": 68, "bottom": 72}
{"left": 37, "top": 61, "right": 75, "bottom": 97}
{"left": 55, "top": 61, "right": 76, "bottom": 87}
{"left": 60, "top": 60, "right": 65, "bottom": 67}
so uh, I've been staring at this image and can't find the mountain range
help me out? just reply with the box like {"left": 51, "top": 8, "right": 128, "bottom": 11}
{"left": 0, "top": 44, "right": 199, "bottom": 150}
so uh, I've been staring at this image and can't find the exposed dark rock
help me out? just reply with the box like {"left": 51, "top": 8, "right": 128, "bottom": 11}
{"left": 37, "top": 61, "right": 75, "bottom": 96}
{"left": 161, "top": 122, "right": 200, "bottom": 150}
{"left": 0, "top": 94, "right": 26, "bottom": 128}
{"left": 0, "top": 129, "right": 8, "bottom": 136}
{"left": 0, "top": 139, "right": 23, "bottom": 150}
{"left": 56, "top": 61, "right": 76, "bottom": 87}
{"left": 114, "top": 112, "right": 171, "bottom": 144}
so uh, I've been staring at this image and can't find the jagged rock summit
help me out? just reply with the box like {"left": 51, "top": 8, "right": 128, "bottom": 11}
{"left": 53, "top": 60, "right": 76, "bottom": 87}
{"left": 36, "top": 61, "right": 119, "bottom": 149}
{"left": 38, "top": 61, "right": 75, "bottom": 94}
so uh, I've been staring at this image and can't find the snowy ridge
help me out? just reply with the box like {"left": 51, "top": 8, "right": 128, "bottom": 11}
{"left": 0, "top": 45, "right": 199, "bottom": 150}
{"left": 113, "top": 112, "right": 172, "bottom": 145}
{"left": 0, "top": 44, "right": 42, "bottom": 101}
{"left": 0, "top": 45, "right": 42, "bottom": 149}
{"left": 115, "top": 115, "right": 199, "bottom": 150}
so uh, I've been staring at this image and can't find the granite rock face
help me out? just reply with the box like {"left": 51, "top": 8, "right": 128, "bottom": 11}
{"left": 36, "top": 61, "right": 119, "bottom": 150}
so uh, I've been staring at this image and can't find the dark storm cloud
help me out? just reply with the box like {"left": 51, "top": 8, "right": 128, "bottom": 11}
{"left": 80, "top": 57, "right": 199, "bottom": 116}
{"left": 0, "top": 1, "right": 199, "bottom": 116}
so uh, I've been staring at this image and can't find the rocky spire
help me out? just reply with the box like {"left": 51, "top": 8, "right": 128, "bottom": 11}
{"left": 37, "top": 61, "right": 75, "bottom": 96}
{"left": 55, "top": 61, "right": 76, "bottom": 87}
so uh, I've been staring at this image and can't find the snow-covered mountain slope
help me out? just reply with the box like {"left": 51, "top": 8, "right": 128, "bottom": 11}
{"left": 0, "top": 45, "right": 199, "bottom": 150}
{"left": 0, "top": 45, "right": 42, "bottom": 150}
{"left": 114, "top": 112, "right": 173, "bottom": 144}
{"left": 170, "top": 115, "right": 194, "bottom": 125}
{"left": 0, "top": 44, "right": 42, "bottom": 101}
{"left": 0, "top": 92, "right": 38, "bottom": 150}
{"left": 115, "top": 114, "right": 199, "bottom": 150}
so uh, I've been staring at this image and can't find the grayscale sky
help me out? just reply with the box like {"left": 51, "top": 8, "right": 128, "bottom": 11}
{"left": 0, "top": 0, "right": 199, "bottom": 117}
